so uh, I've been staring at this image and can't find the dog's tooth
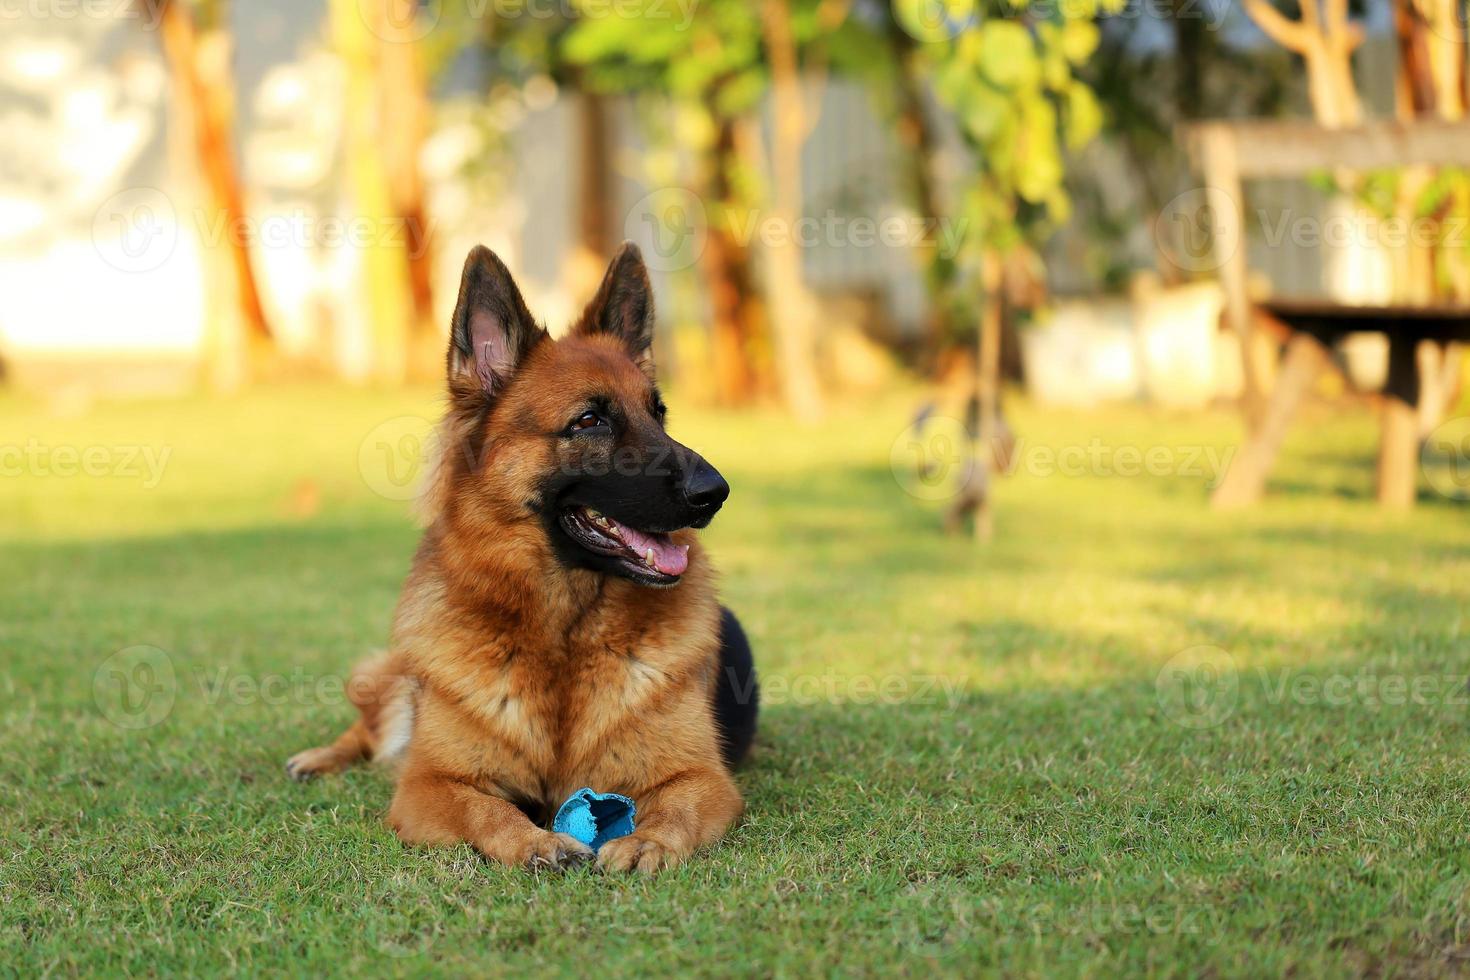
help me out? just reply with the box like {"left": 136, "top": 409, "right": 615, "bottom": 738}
{"left": 645, "top": 548, "right": 655, "bottom": 567}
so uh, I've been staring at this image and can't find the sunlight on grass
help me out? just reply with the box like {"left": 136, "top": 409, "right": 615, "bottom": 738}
{"left": 3, "top": 385, "right": 1469, "bottom": 975}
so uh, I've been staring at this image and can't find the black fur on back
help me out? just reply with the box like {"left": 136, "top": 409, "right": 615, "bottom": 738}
{"left": 713, "top": 606, "right": 758, "bottom": 769}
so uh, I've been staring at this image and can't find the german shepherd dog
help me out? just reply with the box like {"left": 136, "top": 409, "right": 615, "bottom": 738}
{"left": 287, "top": 243, "right": 758, "bottom": 873}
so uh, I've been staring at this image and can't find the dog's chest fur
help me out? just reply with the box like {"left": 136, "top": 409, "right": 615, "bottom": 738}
{"left": 395, "top": 564, "right": 722, "bottom": 809}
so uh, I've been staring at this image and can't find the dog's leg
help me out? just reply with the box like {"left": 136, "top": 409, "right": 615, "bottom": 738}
{"left": 285, "top": 651, "right": 412, "bottom": 780}
{"left": 387, "top": 769, "right": 593, "bottom": 871}
{"left": 596, "top": 767, "right": 743, "bottom": 873}
{"left": 285, "top": 719, "right": 372, "bottom": 781}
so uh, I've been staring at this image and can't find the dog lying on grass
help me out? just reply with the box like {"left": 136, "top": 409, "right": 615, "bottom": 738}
{"left": 287, "top": 243, "right": 758, "bottom": 873}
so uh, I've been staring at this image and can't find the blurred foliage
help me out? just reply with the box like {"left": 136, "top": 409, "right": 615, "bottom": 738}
{"left": 1074, "top": 0, "right": 1297, "bottom": 289}
{"left": 298, "top": 0, "right": 1129, "bottom": 375}
{"left": 1314, "top": 165, "right": 1470, "bottom": 300}
{"left": 562, "top": 0, "right": 878, "bottom": 202}
{"left": 900, "top": 0, "right": 1118, "bottom": 264}
{"left": 564, "top": 0, "right": 1121, "bottom": 337}
{"left": 564, "top": 0, "right": 765, "bottom": 218}
{"left": 566, "top": 0, "right": 765, "bottom": 112}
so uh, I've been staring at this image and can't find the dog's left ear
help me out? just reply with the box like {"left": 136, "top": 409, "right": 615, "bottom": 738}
{"left": 448, "top": 245, "right": 545, "bottom": 400}
{"left": 574, "top": 241, "right": 655, "bottom": 375}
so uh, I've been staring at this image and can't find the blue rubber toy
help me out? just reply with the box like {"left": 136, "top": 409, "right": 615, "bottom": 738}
{"left": 553, "top": 788, "right": 636, "bottom": 851}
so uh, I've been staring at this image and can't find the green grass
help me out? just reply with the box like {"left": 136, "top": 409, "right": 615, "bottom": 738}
{"left": 3, "top": 383, "right": 1469, "bottom": 977}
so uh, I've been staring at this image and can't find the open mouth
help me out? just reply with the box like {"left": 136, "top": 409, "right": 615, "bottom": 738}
{"left": 558, "top": 506, "right": 690, "bottom": 585}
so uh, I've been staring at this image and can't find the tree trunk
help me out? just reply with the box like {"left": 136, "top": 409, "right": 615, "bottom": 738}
{"left": 1395, "top": 0, "right": 1468, "bottom": 433}
{"left": 760, "top": 0, "right": 825, "bottom": 422}
{"left": 148, "top": 0, "right": 273, "bottom": 389}
{"left": 1243, "top": 0, "right": 1363, "bottom": 126}
{"left": 886, "top": 15, "right": 952, "bottom": 361}
{"left": 1172, "top": 0, "right": 1209, "bottom": 120}
{"left": 332, "top": 0, "right": 414, "bottom": 383}
{"left": 377, "top": 0, "right": 436, "bottom": 361}
{"left": 569, "top": 85, "right": 613, "bottom": 305}
{"left": 1395, "top": 0, "right": 1440, "bottom": 116}
{"left": 1394, "top": 0, "right": 1469, "bottom": 303}
{"left": 1393, "top": 0, "right": 1467, "bottom": 118}
{"left": 974, "top": 249, "right": 1002, "bottom": 542}
{"left": 701, "top": 110, "right": 763, "bottom": 406}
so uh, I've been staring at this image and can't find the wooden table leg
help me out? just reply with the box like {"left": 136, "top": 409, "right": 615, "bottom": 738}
{"left": 1197, "top": 128, "right": 1265, "bottom": 432}
{"left": 1212, "top": 332, "right": 1330, "bottom": 509}
{"left": 1417, "top": 340, "right": 1464, "bottom": 438}
{"left": 1378, "top": 333, "right": 1420, "bottom": 508}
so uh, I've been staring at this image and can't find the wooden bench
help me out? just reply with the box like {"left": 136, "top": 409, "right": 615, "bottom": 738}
{"left": 1182, "top": 118, "right": 1470, "bottom": 507}
{"left": 1210, "top": 299, "right": 1470, "bottom": 508}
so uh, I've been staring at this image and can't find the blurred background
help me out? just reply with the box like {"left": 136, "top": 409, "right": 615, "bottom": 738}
{"left": 2, "top": 0, "right": 1469, "bottom": 516}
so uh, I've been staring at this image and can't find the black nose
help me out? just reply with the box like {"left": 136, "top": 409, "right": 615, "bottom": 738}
{"left": 683, "top": 458, "right": 730, "bottom": 510}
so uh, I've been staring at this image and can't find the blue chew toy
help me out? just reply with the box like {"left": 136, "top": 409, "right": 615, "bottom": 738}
{"left": 553, "top": 787, "right": 636, "bottom": 851}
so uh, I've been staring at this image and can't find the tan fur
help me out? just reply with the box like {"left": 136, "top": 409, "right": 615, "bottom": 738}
{"left": 289, "top": 328, "right": 743, "bottom": 873}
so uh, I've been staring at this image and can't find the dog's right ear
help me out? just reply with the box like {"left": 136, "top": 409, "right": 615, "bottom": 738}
{"left": 447, "top": 245, "right": 544, "bottom": 399}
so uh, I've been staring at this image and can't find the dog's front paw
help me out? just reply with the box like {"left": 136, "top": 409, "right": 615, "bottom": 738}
{"left": 520, "top": 831, "right": 594, "bottom": 872}
{"left": 596, "top": 833, "right": 682, "bottom": 874}
{"left": 285, "top": 747, "right": 343, "bottom": 781}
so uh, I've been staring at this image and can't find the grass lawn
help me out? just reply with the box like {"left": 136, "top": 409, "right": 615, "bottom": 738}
{"left": 3, "top": 383, "right": 1469, "bottom": 977}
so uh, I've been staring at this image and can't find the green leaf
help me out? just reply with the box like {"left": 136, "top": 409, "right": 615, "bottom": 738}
{"left": 1044, "top": 186, "right": 1072, "bottom": 225}
{"left": 1059, "top": 19, "right": 1100, "bottom": 65}
{"left": 893, "top": 0, "right": 977, "bottom": 45}
{"left": 1015, "top": 96, "right": 1062, "bottom": 203}
{"left": 964, "top": 85, "right": 1012, "bottom": 141}
{"left": 977, "top": 21, "right": 1039, "bottom": 89}
{"left": 1064, "top": 82, "right": 1103, "bottom": 149}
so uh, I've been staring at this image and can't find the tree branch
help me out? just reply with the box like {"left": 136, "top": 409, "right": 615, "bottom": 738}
{"left": 1244, "top": 0, "right": 1312, "bottom": 53}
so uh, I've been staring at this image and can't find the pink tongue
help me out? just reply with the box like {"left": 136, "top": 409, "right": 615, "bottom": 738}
{"left": 615, "top": 522, "right": 689, "bottom": 576}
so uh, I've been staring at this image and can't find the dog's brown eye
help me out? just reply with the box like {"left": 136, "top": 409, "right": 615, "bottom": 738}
{"left": 570, "top": 411, "right": 603, "bottom": 432}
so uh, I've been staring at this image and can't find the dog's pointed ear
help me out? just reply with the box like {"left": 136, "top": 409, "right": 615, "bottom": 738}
{"left": 448, "top": 245, "right": 544, "bottom": 398}
{"left": 574, "top": 241, "right": 655, "bottom": 375}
